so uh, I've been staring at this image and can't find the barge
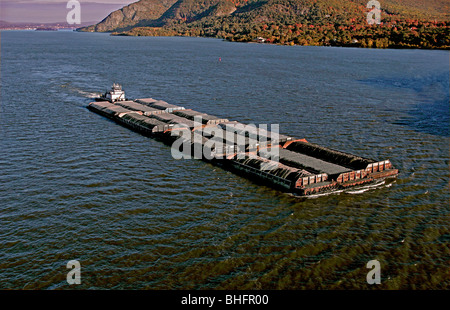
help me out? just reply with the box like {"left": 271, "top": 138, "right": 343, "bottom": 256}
{"left": 87, "top": 86, "right": 399, "bottom": 196}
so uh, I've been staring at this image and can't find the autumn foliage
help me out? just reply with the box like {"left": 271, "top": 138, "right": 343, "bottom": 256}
{"left": 111, "top": 0, "right": 450, "bottom": 49}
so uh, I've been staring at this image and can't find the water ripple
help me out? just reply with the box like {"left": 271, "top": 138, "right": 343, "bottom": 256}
{"left": 1, "top": 32, "right": 449, "bottom": 290}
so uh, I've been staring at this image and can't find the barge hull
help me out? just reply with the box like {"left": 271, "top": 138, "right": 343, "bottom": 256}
{"left": 87, "top": 98, "right": 399, "bottom": 197}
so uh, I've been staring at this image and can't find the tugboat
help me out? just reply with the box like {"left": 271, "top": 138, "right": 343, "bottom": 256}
{"left": 95, "top": 83, "right": 127, "bottom": 102}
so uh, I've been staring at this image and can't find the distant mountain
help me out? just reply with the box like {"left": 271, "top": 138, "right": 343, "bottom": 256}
{"left": 78, "top": 0, "right": 449, "bottom": 33}
{"left": 80, "top": 0, "right": 246, "bottom": 32}
{"left": 80, "top": 0, "right": 178, "bottom": 32}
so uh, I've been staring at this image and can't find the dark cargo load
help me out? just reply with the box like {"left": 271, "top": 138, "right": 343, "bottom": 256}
{"left": 174, "top": 109, "right": 229, "bottom": 125}
{"left": 117, "top": 101, "right": 163, "bottom": 115}
{"left": 276, "top": 147, "right": 350, "bottom": 176}
{"left": 285, "top": 141, "right": 375, "bottom": 170}
{"left": 218, "top": 122, "right": 291, "bottom": 144}
{"left": 232, "top": 155, "right": 313, "bottom": 182}
{"left": 134, "top": 98, "right": 158, "bottom": 105}
{"left": 88, "top": 102, "right": 133, "bottom": 116}
{"left": 119, "top": 112, "right": 170, "bottom": 132}
{"left": 150, "top": 113, "right": 197, "bottom": 129}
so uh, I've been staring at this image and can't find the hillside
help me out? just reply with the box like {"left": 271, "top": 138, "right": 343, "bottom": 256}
{"left": 80, "top": 0, "right": 178, "bottom": 32}
{"left": 80, "top": 0, "right": 246, "bottom": 31}
{"left": 158, "top": 0, "right": 238, "bottom": 23}
{"left": 78, "top": 0, "right": 450, "bottom": 49}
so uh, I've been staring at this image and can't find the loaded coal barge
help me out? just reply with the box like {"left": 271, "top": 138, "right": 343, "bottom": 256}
{"left": 87, "top": 85, "right": 399, "bottom": 196}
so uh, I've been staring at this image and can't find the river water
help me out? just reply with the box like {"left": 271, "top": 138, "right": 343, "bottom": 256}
{"left": 1, "top": 31, "right": 449, "bottom": 289}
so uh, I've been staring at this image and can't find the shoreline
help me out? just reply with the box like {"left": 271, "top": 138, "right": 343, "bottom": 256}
{"left": 107, "top": 31, "right": 450, "bottom": 50}
{"left": 5, "top": 28, "right": 448, "bottom": 50}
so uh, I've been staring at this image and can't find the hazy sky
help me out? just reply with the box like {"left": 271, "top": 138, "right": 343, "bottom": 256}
{"left": 1, "top": 1, "right": 138, "bottom": 23}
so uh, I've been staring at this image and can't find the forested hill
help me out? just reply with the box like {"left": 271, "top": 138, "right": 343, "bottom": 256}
{"left": 78, "top": 0, "right": 450, "bottom": 49}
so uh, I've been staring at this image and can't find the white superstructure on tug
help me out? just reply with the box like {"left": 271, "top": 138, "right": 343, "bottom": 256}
{"left": 96, "top": 83, "right": 126, "bottom": 102}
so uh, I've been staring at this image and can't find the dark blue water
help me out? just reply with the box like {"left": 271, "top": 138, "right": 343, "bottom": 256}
{"left": 1, "top": 30, "right": 449, "bottom": 289}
